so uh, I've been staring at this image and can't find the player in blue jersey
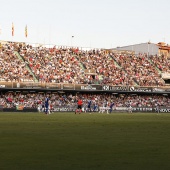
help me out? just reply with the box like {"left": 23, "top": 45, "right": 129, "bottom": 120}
{"left": 44, "top": 95, "right": 49, "bottom": 114}
{"left": 109, "top": 101, "right": 115, "bottom": 114}
{"left": 87, "top": 99, "right": 92, "bottom": 112}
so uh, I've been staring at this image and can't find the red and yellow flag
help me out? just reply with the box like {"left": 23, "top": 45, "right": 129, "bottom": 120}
{"left": 25, "top": 25, "right": 27, "bottom": 38}
{"left": 12, "top": 23, "right": 14, "bottom": 36}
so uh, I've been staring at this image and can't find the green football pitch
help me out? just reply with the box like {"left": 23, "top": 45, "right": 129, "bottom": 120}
{"left": 0, "top": 112, "right": 170, "bottom": 170}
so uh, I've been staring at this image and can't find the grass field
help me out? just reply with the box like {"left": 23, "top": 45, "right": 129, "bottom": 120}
{"left": 0, "top": 112, "right": 170, "bottom": 170}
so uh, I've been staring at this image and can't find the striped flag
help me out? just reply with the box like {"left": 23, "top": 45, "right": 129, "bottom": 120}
{"left": 25, "top": 25, "right": 27, "bottom": 37}
{"left": 12, "top": 23, "right": 14, "bottom": 36}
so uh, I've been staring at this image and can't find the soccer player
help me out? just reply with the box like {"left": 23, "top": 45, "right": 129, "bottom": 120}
{"left": 156, "top": 104, "right": 160, "bottom": 113}
{"left": 128, "top": 105, "right": 132, "bottom": 114}
{"left": 44, "top": 95, "right": 49, "bottom": 114}
{"left": 104, "top": 99, "right": 108, "bottom": 113}
{"left": 82, "top": 100, "right": 87, "bottom": 113}
{"left": 75, "top": 97, "right": 83, "bottom": 114}
{"left": 93, "top": 101, "right": 98, "bottom": 112}
{"left": 87, "top": 98, "right": 92, "bottom": 112}
{"left": 98, "top": 101, "right": 102, "bottom": 113}
{"left": 99, "top": 99, "right": 108, "bottom": 114}
{"left": 48, "top": 99, "right": 52, "bottom": 114}
{"left": 109, "top": 101, "right": 115, "bottom": 114}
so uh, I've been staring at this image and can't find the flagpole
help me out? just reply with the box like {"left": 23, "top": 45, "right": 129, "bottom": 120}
{"left": 25, "top": 25, "right": 28, "bottom": 44}
{"left": 49, "top": 25, "right": 51, "bottom": 48}
{"left": 71, "top": 35, "right": 74, "bottom": 47}
{"left": 12, "top": 22, "right": 14, "bottom": 42}
{"left": 0, "top": 26, "right": 1, "bottom": 41}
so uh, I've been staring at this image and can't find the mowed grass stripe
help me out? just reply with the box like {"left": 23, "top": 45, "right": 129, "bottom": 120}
{"left": 0, "top": 112, "right": 170, "bottom": 170}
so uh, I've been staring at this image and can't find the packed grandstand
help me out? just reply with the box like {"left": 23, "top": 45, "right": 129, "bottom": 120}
{"left": 0, "top": 41, "right": 168, "bottom": 86}
{"left": 0, "top": 41, "right": 170, "bottom": 112}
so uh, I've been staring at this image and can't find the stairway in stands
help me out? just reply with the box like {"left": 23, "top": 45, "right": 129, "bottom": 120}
{"left": 110, "top": 54, "right": 139, "bottom": 86}
{"left": 14, "top": 51, "right": 38, "bottom": 82}
{"left": 74, "top": 54, "right": 103, "bottom": 84}
{"left": 148, "top": 57, "right": 162, "bottom": 74}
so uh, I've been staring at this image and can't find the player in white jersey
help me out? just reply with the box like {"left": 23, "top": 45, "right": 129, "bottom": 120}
{"left": 128, "top": 105, "right": 132, "bottom": 114}
{"left": 99, "top": 99, "right": 109, "bottom": 113}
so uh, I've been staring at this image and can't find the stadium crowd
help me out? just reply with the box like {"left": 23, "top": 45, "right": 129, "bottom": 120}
{"left": 0, "top": 92, "right": 169, "bottom": 110}
{"left": 112, "top": 53, "right": 165, "bottom": 86}
{"left": 0, "top": 41, "right": 168, "bottom": 86}
{"left": 0, "top": 42, "right": 34, "bottom": 82}
{"left": 19, "top": 45, "right": 88, "bottom": 84}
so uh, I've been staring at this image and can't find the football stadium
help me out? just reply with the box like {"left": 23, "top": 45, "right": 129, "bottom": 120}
{"left": 1, "top": 40, "right": 170, "bottom": 170}
{"left": 1, "top": 0, "right": 170, "bottom": 170}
